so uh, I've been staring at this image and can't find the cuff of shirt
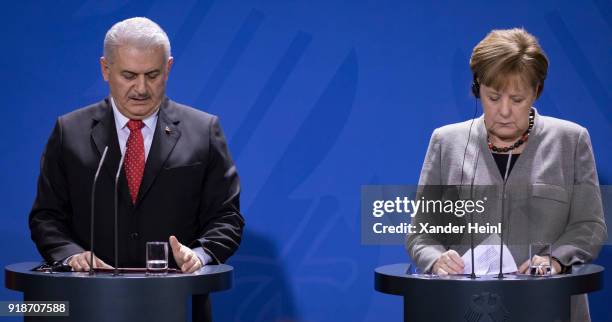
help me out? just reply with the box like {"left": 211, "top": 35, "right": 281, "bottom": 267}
{"left": 62, "top": 254, "right": 76, "bottom": 265}
{"left": 192, "top": 247, "right": 212, "bottom": 266}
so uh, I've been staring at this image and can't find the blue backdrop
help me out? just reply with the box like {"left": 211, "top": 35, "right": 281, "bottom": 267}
{"left": 1, "top": 1, "right": 610, "bottom": 321}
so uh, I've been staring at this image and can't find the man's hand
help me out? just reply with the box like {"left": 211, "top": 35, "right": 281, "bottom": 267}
{"left": 518, "top": 255, "right": 562, "bottom": 275}
{"left": 68, "top": 251, "right": 113, "bottom": 272}
{"left": 169, "top": 235, "right": 203, "bottom": 273}
{"left": 432, "top": 250, "right": 465, "bottom": 275}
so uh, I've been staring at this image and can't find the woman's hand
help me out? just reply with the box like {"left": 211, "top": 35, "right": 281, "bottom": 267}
{"left": 432, "top": 250, "right": 465, "bottom": 275}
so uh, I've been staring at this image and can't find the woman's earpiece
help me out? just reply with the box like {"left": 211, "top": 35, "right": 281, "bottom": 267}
{"left": 471, "top": 74, "right": 480, "bottom": 98}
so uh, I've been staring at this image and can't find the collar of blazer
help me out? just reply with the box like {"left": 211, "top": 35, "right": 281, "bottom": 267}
{"left": 90, "top": 96, "right": 182, "bottom": 207}
{"left": 471, "top": 107, "right": 542, "bottom": 185}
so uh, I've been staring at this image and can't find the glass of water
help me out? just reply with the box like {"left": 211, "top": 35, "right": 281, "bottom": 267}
{"left": 529, "top": 243, "right": 552, "bottom": 276}
{"left": 146, "top": 242, "right": 168, "bottom": 275}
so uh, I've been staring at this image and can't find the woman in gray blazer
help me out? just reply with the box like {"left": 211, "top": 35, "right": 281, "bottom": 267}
{"left": 406, "top": 28, "right": 607, "bottom": 322}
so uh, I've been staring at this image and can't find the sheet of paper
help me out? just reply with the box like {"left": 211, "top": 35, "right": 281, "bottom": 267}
{"left": 462, "top": 233, "right": 518, "bottom": 275}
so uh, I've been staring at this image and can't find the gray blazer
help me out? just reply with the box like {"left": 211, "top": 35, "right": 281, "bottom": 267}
{"left": 406, "top": 109, "right": 607, "bottom": 322}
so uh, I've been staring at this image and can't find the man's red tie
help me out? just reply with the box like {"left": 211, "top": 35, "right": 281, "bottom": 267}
{"left": 125, "top": 120, "right": 145, "bottom": 204}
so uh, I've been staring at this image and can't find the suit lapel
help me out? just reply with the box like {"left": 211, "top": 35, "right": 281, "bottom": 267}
{"left": 135, "top": 98, "right": 181, "bottom": 207}
{"left": 91, "top": 98, "right": 122, "bottom": 180}
{"left": 91, "top": 97, "right": 133, "bottom": 207}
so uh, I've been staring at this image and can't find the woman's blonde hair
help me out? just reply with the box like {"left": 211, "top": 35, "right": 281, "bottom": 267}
{"left": 470, "top": 28, "right": 548, "bottom": 98}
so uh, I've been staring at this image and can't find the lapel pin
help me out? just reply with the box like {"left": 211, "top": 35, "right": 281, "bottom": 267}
{"left": 165, "top": 126, "right": 172, "bottom": 134}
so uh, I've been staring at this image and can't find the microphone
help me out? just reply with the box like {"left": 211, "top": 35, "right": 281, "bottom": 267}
{"left": 89, "top": 146, "right": 109, "bottom": 276}
{"left": 468, "top": 146, "right": 480, "bottom": 279}
{"left": 497, "top": 151, "right": 513, "bottom": 279}
{"left": 113, "top": 151, "right": 126, "bottom": 276}
{"left": 460, "top": 97, "right": 479, "bottom": 279}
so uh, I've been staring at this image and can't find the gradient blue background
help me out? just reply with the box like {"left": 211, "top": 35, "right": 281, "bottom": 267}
{"left": 1, "top": 1, "right": 611, "bottom": 321}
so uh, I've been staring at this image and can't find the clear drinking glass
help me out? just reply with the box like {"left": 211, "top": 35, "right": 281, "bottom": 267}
{"left": 146, "top": 241, "right": 168, "bottom": 275}
{"left": 529, "top": 243, "right": 552, "bottom": 276}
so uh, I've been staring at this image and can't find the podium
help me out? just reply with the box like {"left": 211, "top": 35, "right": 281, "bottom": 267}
{"left": 375, "top": 263, "right": 603, "bottom": 322}
{"left": 5, "top": 262, "right": 233, "bottom": 322}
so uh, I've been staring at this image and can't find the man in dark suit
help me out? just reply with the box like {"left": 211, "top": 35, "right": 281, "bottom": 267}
{"left": 28, "top": 17, "right": 244, "bottom": 321}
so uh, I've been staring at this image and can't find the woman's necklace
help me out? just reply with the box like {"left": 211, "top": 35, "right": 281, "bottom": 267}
{"left": 487, "top": 108, "right": 535, "bottom": 153}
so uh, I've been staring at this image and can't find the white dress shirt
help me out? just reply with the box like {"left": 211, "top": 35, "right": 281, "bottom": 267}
{"left": 110, "top": 97, "right": 157, "bottom": 160}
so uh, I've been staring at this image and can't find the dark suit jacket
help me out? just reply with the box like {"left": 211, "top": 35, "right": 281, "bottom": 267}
{"left": 29, "top": 96, "right": 244, "bottom": 268}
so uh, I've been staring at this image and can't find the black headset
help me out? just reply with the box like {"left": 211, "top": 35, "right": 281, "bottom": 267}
{"left": 471, "top": 74, "right": 481, "bottom": 98}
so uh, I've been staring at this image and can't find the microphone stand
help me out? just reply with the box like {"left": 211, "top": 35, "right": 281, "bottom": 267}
{"left": 469, "top": 208, "right": 476, "bottom": 278}
{"left": 460, "top": 98, "right": 480, "bottom": 279}
{"left": 113, "top": 152, "right": 126, "bottom": 276}
{"left": 89, "top": 146, "right": 109, "bottom": 276}
{"left": 469, "top": 148, "right": 480, "bottom": 279}
{"left": 497, "top": 151, "right": 513, "bottom": 279}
